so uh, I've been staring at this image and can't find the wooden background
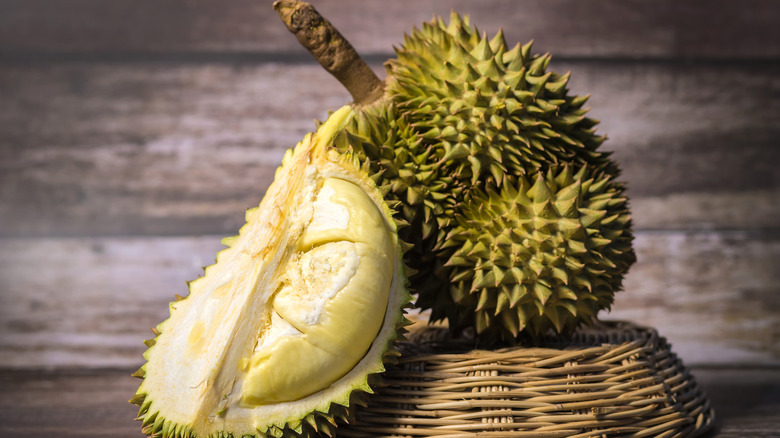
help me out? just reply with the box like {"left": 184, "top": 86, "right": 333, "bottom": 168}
{"left": 0, "top": 1, "right": 779, "bottom": 436}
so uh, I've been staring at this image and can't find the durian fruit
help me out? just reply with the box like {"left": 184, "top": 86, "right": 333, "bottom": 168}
{"left": 131, "top": 106, "right": 411, "bottom": 437}
{"left": 276, "top": 1, "right": 635, "bottom": 341}
{"left": 441, "top": 165, "right": 633, "bottom": 337}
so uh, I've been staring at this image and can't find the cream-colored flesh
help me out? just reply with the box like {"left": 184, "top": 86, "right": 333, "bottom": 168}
{"left": 242, "top": 177, "right": 393, "bottom": 404}
{"left": 136, "top": 167, "right": 396, "bottom": 435}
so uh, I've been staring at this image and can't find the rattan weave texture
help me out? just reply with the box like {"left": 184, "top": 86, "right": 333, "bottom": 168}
{"left": 338, "top": 321, "right": 714, "bottom": 437}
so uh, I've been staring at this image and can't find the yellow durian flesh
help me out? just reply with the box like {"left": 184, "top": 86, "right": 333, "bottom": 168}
{"left": 243, "top": 177, "right": 394, "bottom": 404}
{"left": 133, "top": 106, "right": 409, "bottom": 437}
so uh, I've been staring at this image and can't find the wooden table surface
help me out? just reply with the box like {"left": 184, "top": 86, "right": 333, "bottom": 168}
{"left": 0, "top": 367, "right": 777, "bottom": 437}
{"left": 2, "top": 316, "right": 778, "bottom": 438}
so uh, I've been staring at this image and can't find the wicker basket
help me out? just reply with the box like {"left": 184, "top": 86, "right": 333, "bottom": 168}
{"left": 338, "top": 320, "right": 714, "bottom": 437}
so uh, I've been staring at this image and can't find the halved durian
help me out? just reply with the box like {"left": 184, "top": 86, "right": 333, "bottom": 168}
{"left": 132, "top": 107, "right": 410, "bottom": 438}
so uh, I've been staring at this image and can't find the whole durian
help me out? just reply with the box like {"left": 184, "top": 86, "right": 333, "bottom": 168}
{"left": 276, "top": 1, "right": 635, "bottom": 340}
{"left": 131, "top": 107, "right": 411, "bottom": 437}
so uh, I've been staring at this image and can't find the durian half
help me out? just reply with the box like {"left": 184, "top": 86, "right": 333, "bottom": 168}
{"left": 131, "top": 107, "right": 411, "bottom": 437}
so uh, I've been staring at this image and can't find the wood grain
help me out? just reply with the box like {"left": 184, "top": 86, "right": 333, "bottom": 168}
{"left": 1, "top": 368, "right": 778, "bottom": 437}
{"left": 1, "top": 61, "right": 777, "bottom": 237}
{"left": 611, "top": 230, "right": 780, "bottom": 366}
{"left": 0, "top": 232, "right": 777, "bottom": 369}
{"left": 1, "top": 0, "right": 778, "bottom": 60}
{"left": 0, "top": 370, "right": 145, "bottom": 437}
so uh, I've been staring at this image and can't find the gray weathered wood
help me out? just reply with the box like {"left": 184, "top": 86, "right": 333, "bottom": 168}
{"left": 1, "top": 62, "right": 777, "bottom": 237}
{"left": 611, "top": 230, "right": 780, "bottom": 367}
{"left": 0, "top": 232, "right": 777, "bottom": 369}
{"left": 0, "top": 370, "right": 145, "bottom": 438}
{"left": 0, "top": 367, "right": 778, "bottom": 437}
{"left": 0, "top": 236, "right": 225, "bottom": 369}
{"left": 1, "top": 0, "right": 777, "bottom": 59}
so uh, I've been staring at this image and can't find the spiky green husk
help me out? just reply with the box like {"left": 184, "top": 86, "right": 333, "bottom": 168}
{"left": 388, "top": 14, "right": 619, "bottom": 186}
{"left": 334, "top": 12, "right": 635, "bottom": 340}
{"left": 440, "top": 165, "right": 634, "bottom": 339}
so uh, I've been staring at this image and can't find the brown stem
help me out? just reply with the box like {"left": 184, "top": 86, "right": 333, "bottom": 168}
{"left": 274, "top": 0, "right": 384, "bottom": 105}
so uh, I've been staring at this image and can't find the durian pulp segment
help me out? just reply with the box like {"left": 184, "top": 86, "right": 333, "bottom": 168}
{"left": 242, "top": 177, "right": 394, "bottom": 405}
{"left": 136, "top": 106, "right": 401, "bottom": 436}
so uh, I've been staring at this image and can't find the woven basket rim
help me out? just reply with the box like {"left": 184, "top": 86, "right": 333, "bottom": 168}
{"left": 337, "top": 320, "right": 715, "bottom": 438}
{"left": 399, "top": 319, "right": 660, "bottom": 354}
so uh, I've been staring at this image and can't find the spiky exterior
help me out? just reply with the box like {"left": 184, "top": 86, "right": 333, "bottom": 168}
{"left": 388, "top": 14, "right": 619, "bottom": 188}
{"left": 440, "top": 165, "right": 634, "bottom": 339}
{"left": 335, "top": 12, "right": 635, "bottom": 340}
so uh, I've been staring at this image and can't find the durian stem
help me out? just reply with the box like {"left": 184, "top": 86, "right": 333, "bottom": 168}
{"left": 274, "top": 0, "right": 384, "bottom": 105}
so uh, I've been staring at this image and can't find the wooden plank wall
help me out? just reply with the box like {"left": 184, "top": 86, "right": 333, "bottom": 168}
{"left": 0, "top": 0, "right": 778, "bottom": 370}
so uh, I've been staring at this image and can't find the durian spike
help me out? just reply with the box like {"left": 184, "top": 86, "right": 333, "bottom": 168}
{"left": 274, "top": 0, "right": 385, "bottom": 105}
